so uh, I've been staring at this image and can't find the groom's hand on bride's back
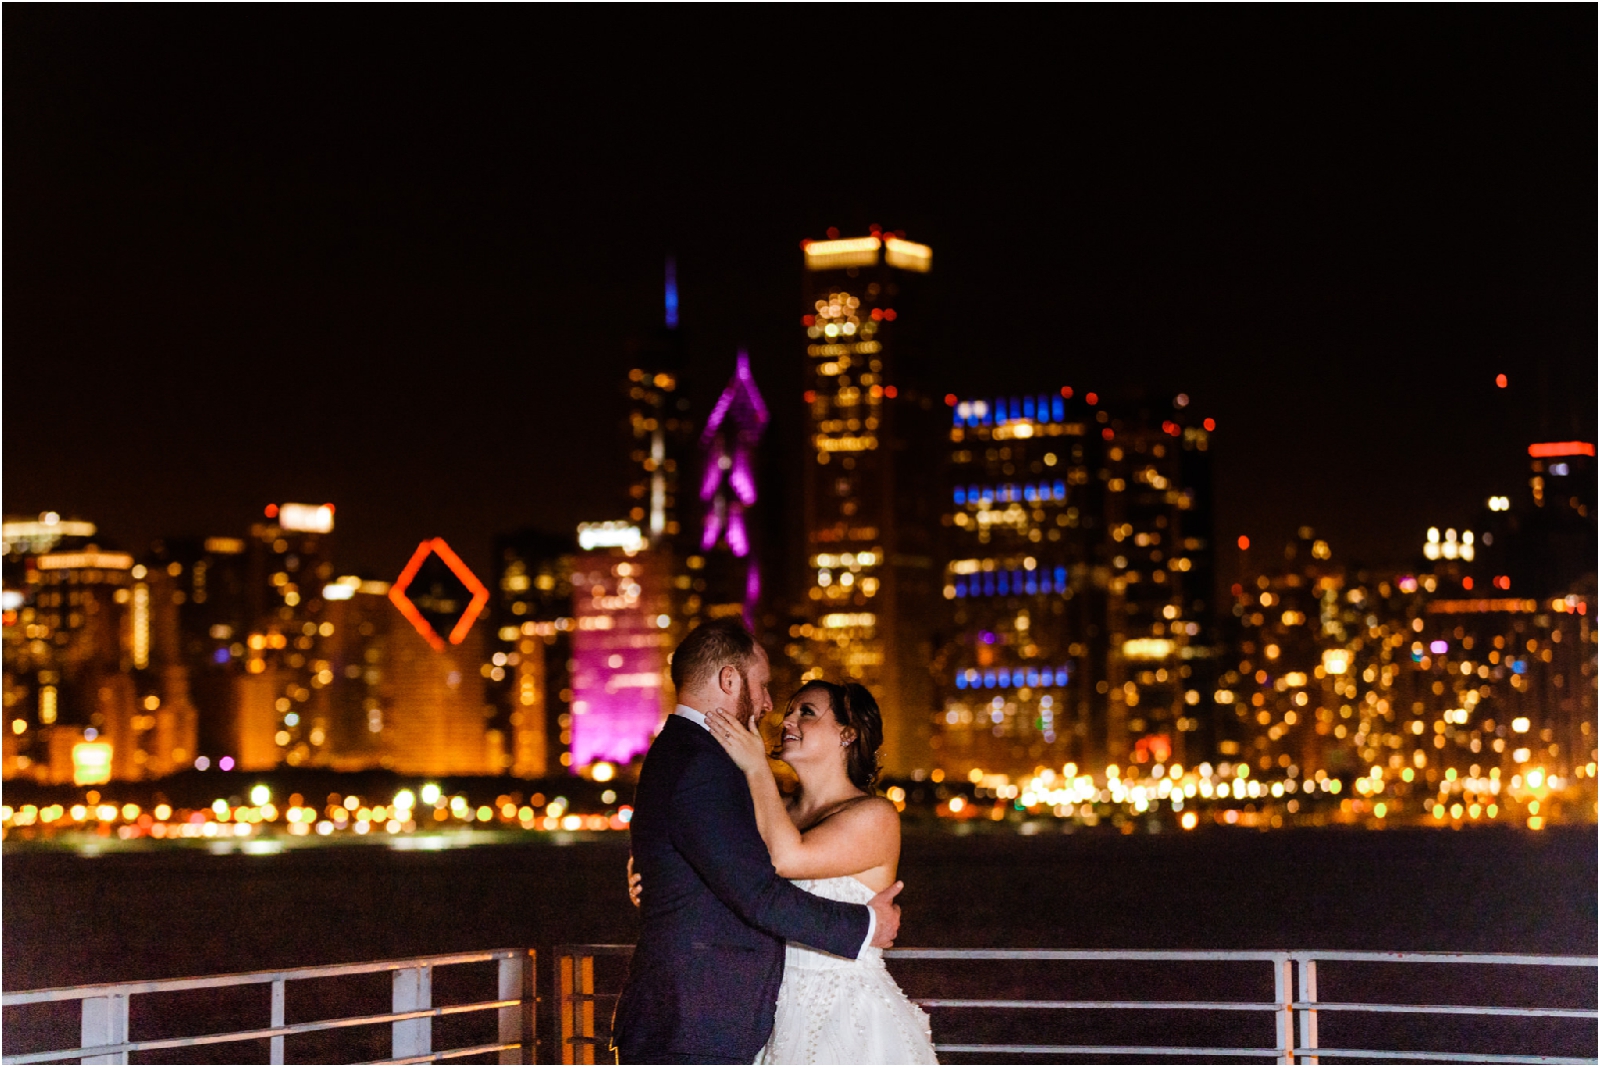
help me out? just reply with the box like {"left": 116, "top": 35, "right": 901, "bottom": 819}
{"left": 867, "top": 881, "right": 903, "bottom": 947}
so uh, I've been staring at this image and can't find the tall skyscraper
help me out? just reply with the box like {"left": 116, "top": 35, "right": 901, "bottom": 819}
{"left": 626, "top": 258, "right": 695, "bottom": 547}
{"left": 932, "top": 391, "right": 1219, "bottom": 778}
{"left": 488, "top": 528, "right": 576, "bottom": 778}
{"left": 795, "top": 230, "right": 941, "bottom": 776}
{"left": 380, "top": 536, "right": 494, "bottom": 775}
{"left": 235, "top": 503, "right": 340, "bottom": 769}
{"left": 698, "top": 351, "right": 769, "bottom": 626}
{"left": 569, "top": 523, "right": 675, "bottom": 774}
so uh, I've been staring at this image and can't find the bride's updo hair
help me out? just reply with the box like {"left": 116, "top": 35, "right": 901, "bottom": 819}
{"left": 794, "top": 679, "right": 883, "bottom": 792}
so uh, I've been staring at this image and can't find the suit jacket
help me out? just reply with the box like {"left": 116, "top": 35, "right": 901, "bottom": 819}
{"left": 612, "top": 714, "right": 871, "bottom": 1063}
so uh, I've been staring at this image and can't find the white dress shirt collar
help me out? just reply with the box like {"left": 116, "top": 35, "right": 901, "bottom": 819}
{"left": 673, "top": 703, "right": 709, "bottom": 731}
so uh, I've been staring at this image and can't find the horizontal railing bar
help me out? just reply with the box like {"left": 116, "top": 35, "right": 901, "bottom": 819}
{"left": 552, "top": 944, "right": 636, "bottom": 955}
{"left": 0, "top": 998, "right": 521, "bottom": 1065}
{"left": 885, "top": 949, "right": 1293, "bottom": 962}
{"left": 1, "top": 949, "right": 522, "bottom": 1006}
{"left": 368, "top": 1041, "right": 523, "bottom": 1065}
{"left": 1291, "top": 1048, "right": 1595, "bottom": 1064}
{"left": 904, "top": 997, "right": 1596, "bottom": 1018}
{"left": 915, "top": 999, "right": 1283, "bottom": 1011}
{"left": 1293, "top": 951, "right": 1600, "bottom": 967}
{"left": 1295, "top": 1002, "right": 1597, "bottom": 1019}
{"left": 933, "top": 1044, "right": 1282, "bottom": 1057}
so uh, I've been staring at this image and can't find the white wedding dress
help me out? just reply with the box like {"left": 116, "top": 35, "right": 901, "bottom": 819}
{"left": 756, "top": 876, "right": 938, "bottom": 1064}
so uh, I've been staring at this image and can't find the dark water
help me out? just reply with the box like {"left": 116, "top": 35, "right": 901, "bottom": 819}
{"left": 4, "top": 826, "right": 1595, "bottom": 1062}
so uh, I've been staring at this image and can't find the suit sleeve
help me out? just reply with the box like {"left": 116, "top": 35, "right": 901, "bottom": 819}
{"left": 669, "top": 748, "right": 871, "bottom": 958}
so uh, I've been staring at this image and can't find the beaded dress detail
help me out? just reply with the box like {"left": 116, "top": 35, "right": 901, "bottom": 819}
{"left": 755, "top": 876, "right": 937, "bottom": 1064}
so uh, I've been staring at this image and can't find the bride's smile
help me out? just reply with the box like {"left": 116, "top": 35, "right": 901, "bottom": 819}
{"left": 777, "top": 693, "right": 849, "bottom": 762}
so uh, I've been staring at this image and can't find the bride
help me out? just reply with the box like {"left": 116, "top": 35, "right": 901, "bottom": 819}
{"left": 703, "top": 680, "right": 938, "bottom": 1065}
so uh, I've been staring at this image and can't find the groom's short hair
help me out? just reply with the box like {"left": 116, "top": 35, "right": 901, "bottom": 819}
{"left": 671, "top": 619, "right": 759, "bottom": 693}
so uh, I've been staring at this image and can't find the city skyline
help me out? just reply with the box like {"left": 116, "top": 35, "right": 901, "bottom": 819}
{"left": 4, "top": 8, "right": 1595, "bottom": 581}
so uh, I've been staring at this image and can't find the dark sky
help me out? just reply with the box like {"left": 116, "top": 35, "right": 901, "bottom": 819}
{"left": 6, "top": 8, "right": 1595, "bottom": 582}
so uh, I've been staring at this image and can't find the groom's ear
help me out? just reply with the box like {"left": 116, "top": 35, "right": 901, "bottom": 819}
{"left": 717, "top": 664, "right": 739, "bottom": 695}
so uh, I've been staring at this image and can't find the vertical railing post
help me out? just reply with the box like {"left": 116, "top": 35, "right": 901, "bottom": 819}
{"left": 527, "top": 949, "right": 539, "bottom": 1065}
{"left": 81, "top": 994, "right": 129, "bottom": 1065}
{"left": 500, "top": 949, "right": 537, "bottom": 1064}
{"left": 270, "top": 979, "right": 286, "bottom": 1064}
{"left": 559, "top": 952, "right": 574, "bottom": 1065}
{"left": 1296, "top": 955, "right": 1319, "bottom": 1065}
{"left": 578, "top": 953, "right": 594, "bottom": 1064}
{"left": 392, "top": 965, "right": 432, "bottom": 1059}
{"left": 1273, "top": 955, "right": 1295, "bottom": 1065}
{"left": 558, "top": 950, "right": 596, "bottom": 1065}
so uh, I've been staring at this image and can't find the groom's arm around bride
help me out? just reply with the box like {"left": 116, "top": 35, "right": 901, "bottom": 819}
{"left": 611, "top": 620, "right": 902, "bottom": 1065}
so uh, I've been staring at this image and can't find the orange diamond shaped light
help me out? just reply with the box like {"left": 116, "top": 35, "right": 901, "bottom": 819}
{"left": 388, "top": 538, "right": 490, "bottom": 651}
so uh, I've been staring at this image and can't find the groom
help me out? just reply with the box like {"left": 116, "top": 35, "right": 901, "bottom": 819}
{"left": 611, "top": 619, "right": 903, "bottom": 1064}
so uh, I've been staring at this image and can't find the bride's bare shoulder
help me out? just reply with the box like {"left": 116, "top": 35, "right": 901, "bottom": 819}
{"left": 835, "top": 794, "right": 901, "bottom": 831}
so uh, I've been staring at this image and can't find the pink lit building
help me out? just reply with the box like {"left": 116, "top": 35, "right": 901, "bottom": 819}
{"left": 568, "top": 535, "right": 675, "bottom": 770}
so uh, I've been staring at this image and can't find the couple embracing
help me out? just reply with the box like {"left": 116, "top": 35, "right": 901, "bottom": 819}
{"left": 612, "top": 619, "right": 938, "bottom": 1065}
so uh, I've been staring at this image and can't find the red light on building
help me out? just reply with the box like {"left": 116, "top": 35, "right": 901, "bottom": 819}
{"left": 1462, "top": 577, "right": 1474, "bottom": 591}
{"left": 264, "top": 504, "right": 279, "bottom": 518}
{"left": 803, "top": 390, "right": 816, "bottom": 403}
{"left": 1162, "top": 420, "right": 1180, "bottom": 436}
{"left": 1085, "top": 392, "right": 1098, "bottom": 405}
{"left": 884, "top": 385, "right": 898, "bottom": 399}
{"left": 802, "top": 314, "right": 815, "bottom": 326}
{"left": 1495, "top": 373, "right": 1508, "bottom": 388}
{"left": 870, "top": 308, "right": 883, "bottom": 321}
{"left": 1132, "top": 734, "right": 1172, "bottom": 765}
{"left": 1203, "top": 418, "right": 1216, "bottom": 431}
{"left": 1528, "top": 441, "right": 1595, "bottom": 458}
{"left": 944, "top": 393, "right": 958, "bottom": 406}
{"left": 389, "top": 538, "right": 490, "bottom": 652}
{"left": 1060, "top": 386, "right": 1074, "bottom": 398}
{"left": 1101, "top": 427, "right": 1115, "bottom": 441}
{"left": 1493, "top": 575, "right": 1511, "bottom": 590}
{"left": 882, "top": 309, "right": 897, "bottom": 321}
{"left": 1237, "top": 535, "right": 1251, "bottom": 551}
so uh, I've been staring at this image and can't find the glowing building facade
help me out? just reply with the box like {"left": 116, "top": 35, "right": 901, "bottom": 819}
{"left": 569, "top": 534, "right": 675, "bottom": 772}
{"left": 234, "top": 504, "right": 342, "bottom": 769}
{"left": 626, "top": 258, "right": 694, "bottom": 546}
{"left": 796, "top": 231, "right": 942, "bottom": 775}
{"left": 488, "top": 529, "right": 575, "bottom": 777}
{"left": 933, "top": 391, "right": 1219, "bottom": 778}
{"left": 699, "top": 351, "right": 769, "bottom": 625}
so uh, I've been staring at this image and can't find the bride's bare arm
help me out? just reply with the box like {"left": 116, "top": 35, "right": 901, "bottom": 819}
{"left": 705, "top": 707, "right": 899, "bottom": 880}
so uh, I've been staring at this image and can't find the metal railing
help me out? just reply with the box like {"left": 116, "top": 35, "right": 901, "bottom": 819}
{"left": 0, "top": 948, "right": 537, "bottom": 1065}
{"left": 555, "top": 945, "right": 1598, "bottom": 1065}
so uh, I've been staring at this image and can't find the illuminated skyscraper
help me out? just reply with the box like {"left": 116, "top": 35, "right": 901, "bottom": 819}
{"left": 569, "top": 523, "right": 675, "bottom": 774}
{"left": 933, "top": 390, "right": 1219, "bottom": 778}
{"left": 1, "top": 530, "right": 143, "bottom": 783}
{"left": 236, "top": 503, "right": 340, "bottom": 769}
{"left": 698, "top": 351, "right": 769, "bottom": 626}
{"left": 626, "top": 258, "right": 695, "bottom": 547}
{"left": 796, "top": 230, "right": 941, "bottom": 776}
{"left": 488, "top": 529, "right": 576, "bottom": 778}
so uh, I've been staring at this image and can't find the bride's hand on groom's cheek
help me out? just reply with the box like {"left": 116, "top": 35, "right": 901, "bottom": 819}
{"left": 707, "top": 707, "right": 767, "bottom": 773}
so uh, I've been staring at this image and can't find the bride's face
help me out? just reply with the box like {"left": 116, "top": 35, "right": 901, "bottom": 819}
{"left": 778, "top": 688, "right": 853, "bottom": 768}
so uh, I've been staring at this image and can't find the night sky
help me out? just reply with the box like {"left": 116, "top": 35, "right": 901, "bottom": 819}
{"left": 6, "top": 8, "right": 1594, "bottom": 583}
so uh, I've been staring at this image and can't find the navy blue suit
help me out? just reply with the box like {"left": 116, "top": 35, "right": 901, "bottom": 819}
{"left": 613, "top": 714, "right": 871, "bottom": 1064}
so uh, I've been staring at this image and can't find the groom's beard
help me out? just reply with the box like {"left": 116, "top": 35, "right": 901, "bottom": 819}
{"left": 735, "top": 670, "right": 755, "bottom": 725}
